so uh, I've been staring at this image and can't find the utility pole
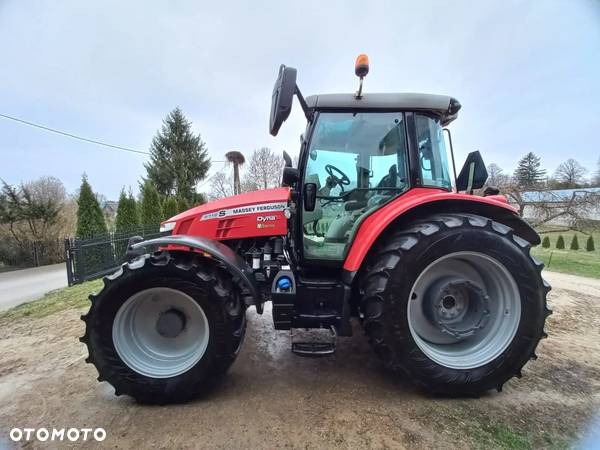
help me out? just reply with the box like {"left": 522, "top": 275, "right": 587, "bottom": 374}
{"left": 225, "top": 151, "right": 245, "bottom": 195}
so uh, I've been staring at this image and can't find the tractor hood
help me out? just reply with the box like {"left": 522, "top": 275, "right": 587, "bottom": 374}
{"left": 162, "top": 187, "right": 291, "bottom": 241}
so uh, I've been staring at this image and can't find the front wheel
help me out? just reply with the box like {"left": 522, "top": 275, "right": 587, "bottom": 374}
{"left": 361, "top": 214, "right": 551, "bottom": 396}
{"left": 80, "top": 252, "right": 246, "bottom": 404}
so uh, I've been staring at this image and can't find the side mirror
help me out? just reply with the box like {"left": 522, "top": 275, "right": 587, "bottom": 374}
{"left": 282, "top": 167, "right": 299, "bottom": 187}
{"left": 303, "top": 183, "right": 317, "bottom": 211}
{"left": 283, "top": 150, "right": 293, "bottom": 167}
{"left": 269, "top": 65, "right": 297, "bottom": 136}
{"left": 456, "top": 151, "right": 488, "bottom": 193}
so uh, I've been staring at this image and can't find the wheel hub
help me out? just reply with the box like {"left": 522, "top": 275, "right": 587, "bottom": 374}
{"left": 429, "top": 280, "right": 490, "bottom": 339}
{"left": 156, "top": 308, "right": 187, "bottom": 338}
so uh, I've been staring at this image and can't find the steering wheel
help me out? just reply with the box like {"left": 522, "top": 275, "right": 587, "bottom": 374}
{"left": 325, "top": 164, "right": 351, "bottom": 190}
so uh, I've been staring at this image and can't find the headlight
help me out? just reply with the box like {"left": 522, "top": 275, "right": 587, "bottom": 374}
{"left": 159, "top": 222, "right": 176, "bottom": 233}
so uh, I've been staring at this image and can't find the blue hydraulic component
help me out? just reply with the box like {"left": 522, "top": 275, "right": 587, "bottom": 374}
{"left": 277, "top": 276, "right": 292, "bottom": 291}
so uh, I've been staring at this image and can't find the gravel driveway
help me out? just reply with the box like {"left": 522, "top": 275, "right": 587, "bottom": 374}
{"left": 0, "top": 271, "right": 599, "bottom": 449}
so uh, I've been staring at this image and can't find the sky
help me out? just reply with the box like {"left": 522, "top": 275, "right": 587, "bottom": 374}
{"left": 1, "top": 0, "right": 599, "bottom": 199}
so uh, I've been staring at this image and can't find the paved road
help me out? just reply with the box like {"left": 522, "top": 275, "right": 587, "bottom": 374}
{"left": 0, "top": 263, "right": 67, "bottom": 311}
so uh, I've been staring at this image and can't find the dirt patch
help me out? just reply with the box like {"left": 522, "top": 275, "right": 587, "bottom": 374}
{"left": 0, "top": 271, "right": 599, "bottom": 449}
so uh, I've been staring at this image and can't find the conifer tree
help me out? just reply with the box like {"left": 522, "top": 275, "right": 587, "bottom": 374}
{"left": 144, "top": 108, "right": 211, "bottom": 203}
{"left": 541, "top": 236, "right": 550, "bottom": 248}
{"left": 177, "top": 196, "right": 190, "bottom": 213}
{"left": 163, "top": 196, "right": 179, "bottom": 220}
{"left": 514, "top": 152, "right": 546, "bottom": 187}
{"left": 556, "top": 235, "right": 565, "bottom": 249}
{"left": 586, "top": 235, "right": 595, "bottom": 252}
{"left": 570, "top": 235, "right": 579, "bottom": 250}
{"left": 115, "top": 189, "right": 140, "bottom": 234}
{"left": 76, "top": 175, "right": 107, "bottom": 238}
{"left": 140, "top": 181, "right": 163, "bottom": 232}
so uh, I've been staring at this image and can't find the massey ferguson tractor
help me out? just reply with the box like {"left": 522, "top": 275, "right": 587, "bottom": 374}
{"left": 80, "top": 55, "right": 551, "bottom": 404}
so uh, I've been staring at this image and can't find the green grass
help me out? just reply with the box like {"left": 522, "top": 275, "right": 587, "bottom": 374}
{"left": 532, "top": 229, "right": 600, "bottom": 278}
{"left": 0, "top": 279, "right": 102, "bottom": 324}
{"left": 532, "top": 247, "right": 600, "bottom": 279}
{"left": 469, "top": 422, "right": 532, "bottom": 450}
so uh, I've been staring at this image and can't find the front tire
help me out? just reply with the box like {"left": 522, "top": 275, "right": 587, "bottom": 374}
{"left": 80, "top": 252, "right": 246, "bottom": 404}
{"left": 360, "top": 214, "right": 551, "bottom": 396}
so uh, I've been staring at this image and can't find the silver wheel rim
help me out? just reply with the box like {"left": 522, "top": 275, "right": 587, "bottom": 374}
{"left": 407, "top": 252, "right": 521, "bottom": 370}
{"left": 112, "top": 287, "right": 210, "bottom": 378}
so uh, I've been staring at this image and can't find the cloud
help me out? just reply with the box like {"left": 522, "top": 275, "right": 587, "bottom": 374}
{"left": 1, "top": 0, "right": 599, "bottom": 198}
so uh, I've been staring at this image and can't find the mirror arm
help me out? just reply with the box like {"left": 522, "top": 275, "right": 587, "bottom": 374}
{"left": 294, "top": 85, "right": 313, "bottom": 122}
{"left": 443, "top": 128, "right": 458, "bottom": 191}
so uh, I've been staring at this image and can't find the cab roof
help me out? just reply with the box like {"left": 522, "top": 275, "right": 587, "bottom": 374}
{"left": 305, "top": 92, "right": 460, "bottom": 125}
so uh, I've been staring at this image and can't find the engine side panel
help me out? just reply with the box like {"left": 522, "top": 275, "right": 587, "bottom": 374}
{"left": 167, "top": 188, "right": 290, "bottom": 240}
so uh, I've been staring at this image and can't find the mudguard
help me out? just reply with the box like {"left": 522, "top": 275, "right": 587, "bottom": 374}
{"left": 130, "top": 235, "right": 262, "bottom": 312}
{"left": 343, "top": 188, "right": 540, "bottom": 274}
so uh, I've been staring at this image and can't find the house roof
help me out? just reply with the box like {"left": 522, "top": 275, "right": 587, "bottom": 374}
{"left": 521, "top": 187, "right": 600, "bottom": 203}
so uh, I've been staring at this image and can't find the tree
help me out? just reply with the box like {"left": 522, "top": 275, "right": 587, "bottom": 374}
{"left": 163, "top": 196, "right": 179, "bottom": 220}
{"left": 208, "top": 171, "right": 234, "bottom": 200}
{"left": 140, "top": 181, "right": 163, "bottom": 231}
{"left": 570, "top": 235, "right": 579, "bottom": 250}
{"left": 593, "top": 158, "right": 600, "bottom": 187}
{"left": 193, "top": 192, "right": 207, "bottom": 206}
{"left": 553, "top": 159, "right": 587, "bottom": 188}
{"left": 514, "top": 152, "right": 546, "bottom": 188}
{"left": 76, "top": 175, "right": 107, "bottom": 238}
{"left": 177, "top": 197, "right": 190, "bottom": 213}
{"left": 486, "top": 163, "right": 511, "bottom": 188}
{"left": 1, "top": 177, "right": 66, "bottom": 242}
{"left": 241, "top": 147, "right": 283, "bottom": 191}
{"left": 144, "top": 108, "right": 211, "bottom": 202}
{"left": 115, "top": 189, "right": 140, "bottom": 234}
{"left": 556, "top": 235, "right": 565, "bottom": 249}
{"left": 541, "top": 236, "right": 550, "bottom": 248}
{"left": 586, "top": 235, "right": 595, "bottom": 251}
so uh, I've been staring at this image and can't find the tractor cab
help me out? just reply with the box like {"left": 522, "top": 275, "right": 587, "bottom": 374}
{"left": 270, "top": 57, "right": 463, "bottom": 265}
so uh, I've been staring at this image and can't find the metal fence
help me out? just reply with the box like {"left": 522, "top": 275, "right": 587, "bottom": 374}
{"left": 65, "top": 228, "right": 165, "bottom": 286}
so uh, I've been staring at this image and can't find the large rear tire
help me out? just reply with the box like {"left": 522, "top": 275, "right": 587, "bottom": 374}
{"left": 80, "top": 252, "right": 246, "bottom": 404}
{"left": 360, "top": 214, "right": 551, "bottom": 396}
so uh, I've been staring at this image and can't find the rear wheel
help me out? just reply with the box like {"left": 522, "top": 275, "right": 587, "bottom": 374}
{"left": 360, "top": 214, "right": 551, "bottom": 395}
{"left": 80, "top": 252, "right": 246, "bottom": 404}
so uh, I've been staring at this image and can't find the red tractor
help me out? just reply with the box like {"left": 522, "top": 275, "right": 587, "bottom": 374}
{"left": 81, "top": 56, "right": 550, "bottom": 404}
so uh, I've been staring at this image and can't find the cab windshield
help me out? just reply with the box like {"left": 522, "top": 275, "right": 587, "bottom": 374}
{"left": 302, "top": 112, "right": 409, "bottom": 261}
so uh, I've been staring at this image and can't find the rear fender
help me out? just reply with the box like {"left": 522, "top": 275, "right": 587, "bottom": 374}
{"left": 130, "top": 235, "right": 262, "bottom": 312}
{"left": 343, "top": 189, "right": 540, "bottom": 275}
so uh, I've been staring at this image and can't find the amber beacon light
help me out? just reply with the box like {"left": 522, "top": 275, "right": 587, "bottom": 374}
{"left": 354, "top": 54, "right": 369, "bottom": 98}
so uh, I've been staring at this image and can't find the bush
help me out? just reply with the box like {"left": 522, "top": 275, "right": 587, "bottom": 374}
{"left": 556, "top": 235, "right": 565, "bottom": 249}
{"left": 140, "top": 181, "right": 163, "bottom": 232}
{"left": 163, "top": 196, "right": 179, "bottom": 220}
{"left": 586, "top": 235, "right": 596, "bottom": 252}
{"left": 115, "top": 190, "right": 140, "bottom": 234}
{"left": 177, "top": 197, "right": 190, "bottom": 213}
{"left": 570, "top": 235, "right": 579, "bottom": 250}
{"left": 541, "top": 236, "right": 550, "bottom": 248}
{"left": 75, "top": 176, "right": 111, "bottom": 272}
{"left": 76, "top": 175, "right": 107, "bottom": 238}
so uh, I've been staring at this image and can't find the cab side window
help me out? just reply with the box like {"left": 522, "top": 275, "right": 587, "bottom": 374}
{"left": 416, "top": 115, "right": 451, "bottom": 189}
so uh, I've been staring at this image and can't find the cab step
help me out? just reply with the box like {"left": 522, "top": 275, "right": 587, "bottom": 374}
{"left": 292, "top": 342, "right": 335, "bottom": 357}
{"left": 291, "top": 326, "right": 336, "bottom": 357}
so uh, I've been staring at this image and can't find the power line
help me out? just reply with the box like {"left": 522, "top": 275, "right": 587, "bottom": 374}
{"left": 0, "top": 112, "right": 150, "bottom": 155}
{"left": 0, "top": 112, "right": 234, "bottom": 168}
